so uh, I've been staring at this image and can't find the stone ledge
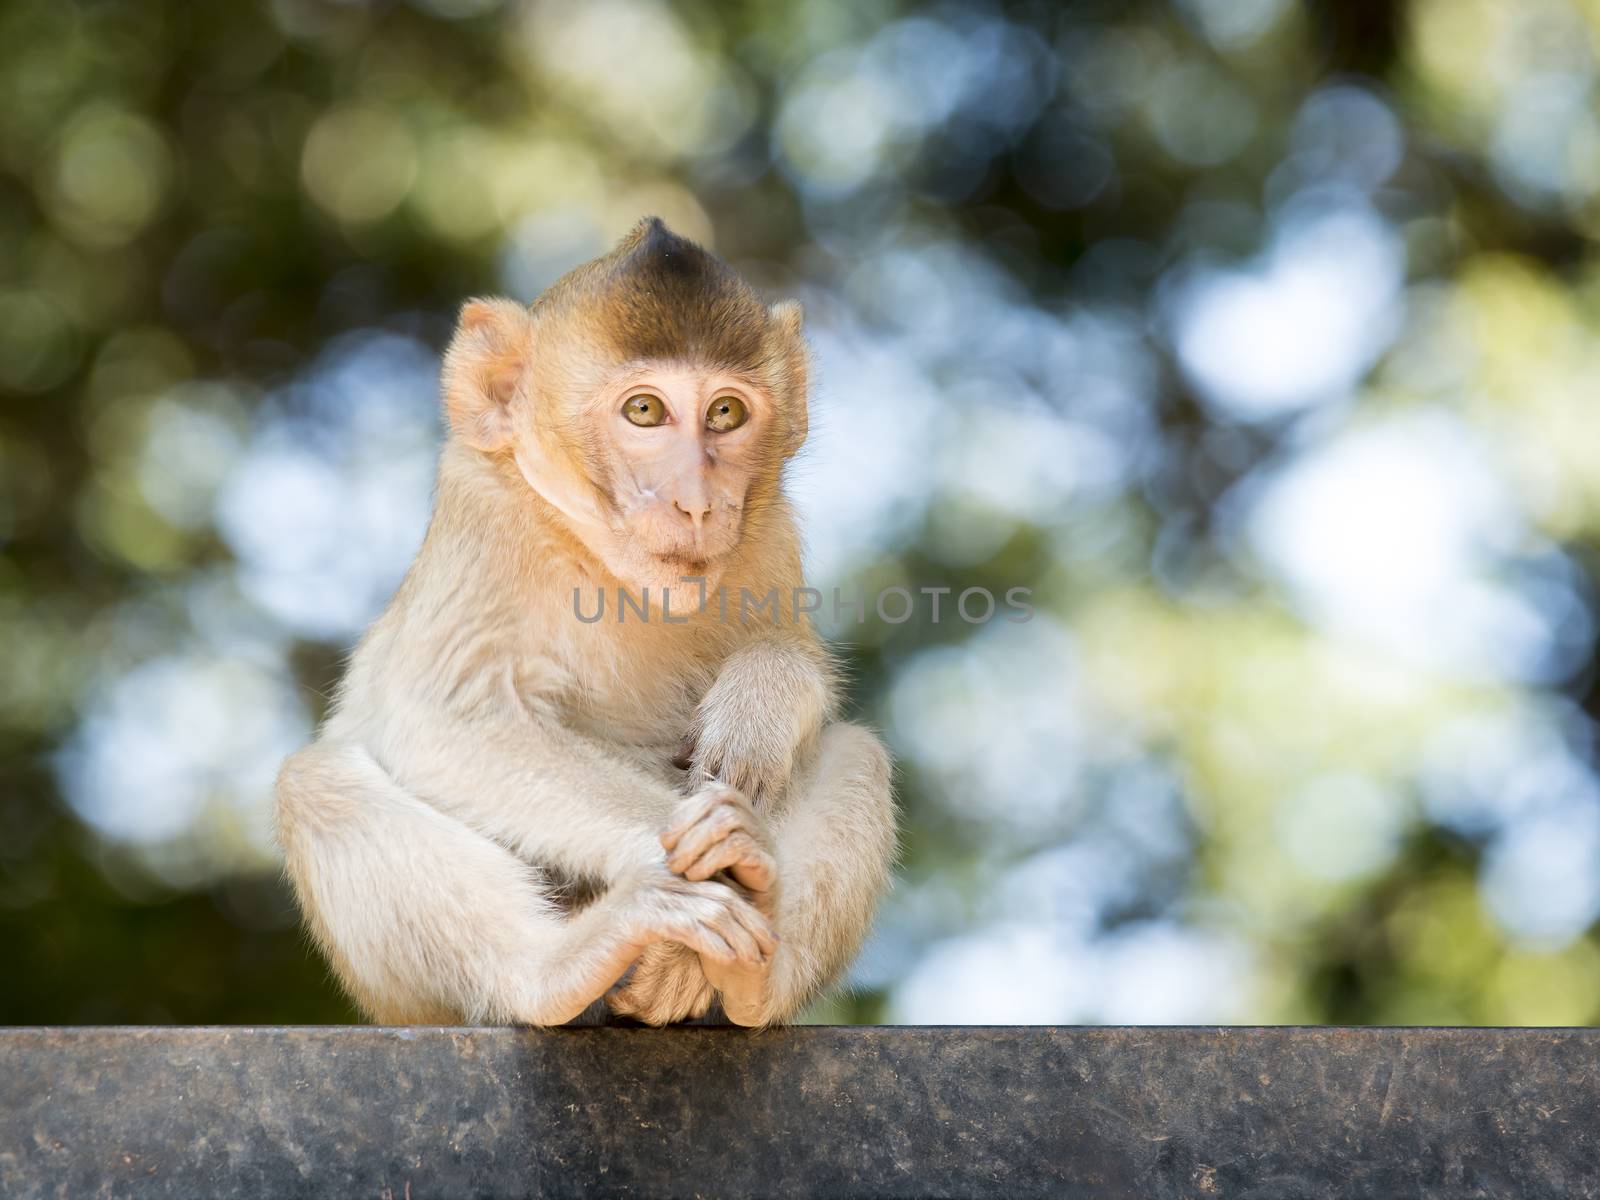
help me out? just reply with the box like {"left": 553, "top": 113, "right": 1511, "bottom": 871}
{"left": 2, "top": 1026, "right": 1596, "bottom": 1198}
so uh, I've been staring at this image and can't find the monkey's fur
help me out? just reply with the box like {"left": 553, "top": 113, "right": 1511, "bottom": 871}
{"left": 275, "top": 220, "right": 897, "bottom": 1026}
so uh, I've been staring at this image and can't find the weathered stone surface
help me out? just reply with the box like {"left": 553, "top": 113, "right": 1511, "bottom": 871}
{"left": 1, "top": 1025, "right": 1597, "bottom": 1198}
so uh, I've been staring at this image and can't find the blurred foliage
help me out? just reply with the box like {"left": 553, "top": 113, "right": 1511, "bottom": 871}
{"left": 3, "top": 0, "right": 1600, "bottom": 1025}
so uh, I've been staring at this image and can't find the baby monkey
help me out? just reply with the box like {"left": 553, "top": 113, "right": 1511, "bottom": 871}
{"left": 275, "top": 218, "right": 896, "bottom": 1026}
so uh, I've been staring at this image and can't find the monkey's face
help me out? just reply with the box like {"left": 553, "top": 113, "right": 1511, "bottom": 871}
{"left": 441, "top": 219, "right": 808, "bottom": 592}
{"left": 574, "top": 361, "right": 768, "bottom": 589}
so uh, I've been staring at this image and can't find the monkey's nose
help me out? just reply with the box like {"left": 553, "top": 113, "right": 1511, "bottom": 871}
{"left": 673, "top": 497, "right": 711, "bottom": 528}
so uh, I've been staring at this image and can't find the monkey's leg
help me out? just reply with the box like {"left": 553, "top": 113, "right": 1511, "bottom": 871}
{"left": 661, "top": 722, "right": 896, "bottom": 1026}
{"left": 276, "top": 742, "right": 773, "bottom": 1025}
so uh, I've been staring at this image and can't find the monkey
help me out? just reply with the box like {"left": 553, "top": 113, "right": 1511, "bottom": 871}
{"left": 274, "top": 218, "right": 897, "bottom": 1027}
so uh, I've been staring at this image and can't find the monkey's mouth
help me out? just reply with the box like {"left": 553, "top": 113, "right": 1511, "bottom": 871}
{"left": 653, "top": 551, "right": 711, "bottom": 573}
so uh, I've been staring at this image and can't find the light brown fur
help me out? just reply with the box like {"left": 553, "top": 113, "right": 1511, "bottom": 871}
{"left": 275, "top": 220, "right": 896, "bottom": 1026}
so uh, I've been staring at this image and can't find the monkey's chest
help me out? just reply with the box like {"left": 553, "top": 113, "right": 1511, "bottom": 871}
{"left": 532, "top": 612, "right": 740, "bottom": 769}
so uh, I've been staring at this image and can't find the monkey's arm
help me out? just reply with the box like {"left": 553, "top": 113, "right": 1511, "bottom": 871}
{"left": 371, "top": 715, "right": 701, "bottom": 885}
{"left": 661, "top": 722, "right": 896, "bottom": 1026}
{"left": 681, "top": 631, "right": 835, "bottom": 804}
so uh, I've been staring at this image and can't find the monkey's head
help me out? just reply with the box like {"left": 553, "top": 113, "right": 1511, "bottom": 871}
{"left": 442, "top": 218, "right": 808, "bottom": 591}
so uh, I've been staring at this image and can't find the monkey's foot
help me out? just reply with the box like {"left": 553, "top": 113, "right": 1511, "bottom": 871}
{"left": 605, "top": 942, "right": 716, "bottom": 1026}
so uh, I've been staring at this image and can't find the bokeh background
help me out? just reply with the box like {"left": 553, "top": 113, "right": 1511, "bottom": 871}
{"left": 3, "top": 0, "right": 1600, "bottom": 1025}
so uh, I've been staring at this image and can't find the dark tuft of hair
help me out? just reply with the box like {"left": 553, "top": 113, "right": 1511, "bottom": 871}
{"left": 540, "top": 217, "right": 772, "bottom": 372}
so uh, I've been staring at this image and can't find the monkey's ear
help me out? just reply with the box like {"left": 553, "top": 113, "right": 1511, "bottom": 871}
{"left": 770, "top": 298, "right": 803, "bottom": 337}
{"left": 441, "top": 297, "right": 532, "bottom": 453}
{"left": 768, "top": 300, "right": 808, "bottom": 456}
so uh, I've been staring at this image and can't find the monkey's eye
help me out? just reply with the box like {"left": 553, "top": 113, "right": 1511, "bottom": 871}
{"left": 706, "top": 395, "right": 748, "bottom": 433}
{"left": 623, "top": 394, "right": 667, "bottom": 427}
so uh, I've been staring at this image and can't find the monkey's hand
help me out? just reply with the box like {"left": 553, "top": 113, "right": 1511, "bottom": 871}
{"left": 660, "top": 783, "right": 782, "bottom": 1026}
{"left": 612, "top": 865, "right": 776, "bottom": 975}
{"left": 661, "top": 783, "right": 778, "bottom": 915}
{"left": 677, "top": 638, "right": 831, "bottom": 804}
{"left": 604, "top": 855, "right": 774, "bottom": 1027}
